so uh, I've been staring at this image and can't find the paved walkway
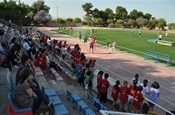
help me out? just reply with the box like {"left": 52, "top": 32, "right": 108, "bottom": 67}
{"left": 37, "top": 27, "right": 175, "bottom": 113}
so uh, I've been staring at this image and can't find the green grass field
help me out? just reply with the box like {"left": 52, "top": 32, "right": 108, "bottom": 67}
{"left": 52, "top": 28, "right": 175, "bottom": 63}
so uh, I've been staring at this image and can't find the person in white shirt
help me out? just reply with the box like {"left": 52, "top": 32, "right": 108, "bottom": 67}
{"left": 61, "top": 45, "right": 67, "bottom": 60}
{"left": 139, "top": 79, "right": 149, "bottom": 97}
{"left": 131, "top": 74, "right": 141, "bottom": 86}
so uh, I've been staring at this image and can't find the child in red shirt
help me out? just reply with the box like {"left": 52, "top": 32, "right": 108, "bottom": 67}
{"left": 99, "top": 73, "right": 109, "bottom": 104}
{"left": 132, "top": 86, "right": 144, "bottom": 113}
{"left": 128, "top": 79, "right": 138, "bottom": 112}
{"left": 92, "top": 59, "right": 96, "bottom": 68}
{"left": 119, "top": 80, "right": 129, "bottom": 112}
{"left": 34, "top": 51, "right": 41, "bottom": 66}
{"left": 40, "top": 48, "right": 47, "bottom": 68}
{"left": 96, "top": 70, "right": 104, "bottom": 98}
{"left": 111, "top": 80, "right": 120, "bottom": 110}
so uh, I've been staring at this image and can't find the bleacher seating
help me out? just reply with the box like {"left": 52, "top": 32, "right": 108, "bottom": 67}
{"left": 42, "top": 87, "right": 69, "bottom": 115}
{"left": 88, "top": 94, "right": 109, "bottom": 110}
{"left": 7, "top": 104, "right": 33, "bottom": 115}
{"left": 8, "top": 92, "right": 32, "bottom": 114}
{"left": 67, "top": 90, "right": 95, "bottom": 115}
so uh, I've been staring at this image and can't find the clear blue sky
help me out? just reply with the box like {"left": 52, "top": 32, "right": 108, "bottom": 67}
{"left": 20, "top": 0, "right": 175, "bottom": 23}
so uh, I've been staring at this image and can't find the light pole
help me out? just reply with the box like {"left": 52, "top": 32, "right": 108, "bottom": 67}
{"left": 56, "top": 6, "right": 58, "bottom": 23}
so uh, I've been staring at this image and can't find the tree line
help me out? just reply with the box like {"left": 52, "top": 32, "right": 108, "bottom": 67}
{"left": 56, "top": 2, "right": 175, "bottom": 30}
{"left": 0, "top": 1, "right": 174, "bottom": 30}
{"left": 0, "top": 0, "right": 51, "bottom": 26}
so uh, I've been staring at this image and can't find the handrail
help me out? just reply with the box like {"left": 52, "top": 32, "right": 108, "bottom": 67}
{"left": 100, "top": 110, "right": 146, "bottom": 115}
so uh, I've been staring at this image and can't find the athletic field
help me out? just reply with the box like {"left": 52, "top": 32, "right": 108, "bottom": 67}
{"left": 52, "top": 28, "right": 175, "bottom": 63}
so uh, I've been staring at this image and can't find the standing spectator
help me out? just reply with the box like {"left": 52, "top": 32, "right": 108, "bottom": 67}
{"left": 131, "top": 74, "right": 141, "bottom": 86}
{"left": 111, "top": 80, "right": 120, "bottom": 110}
{"left": 96, "top": 70, "right": 104, "bottom": 98}
{"left": 139, "top": 79, "right": 149, "bottom": 97}
{"left": 148, "top": 81, "right": 160, "bottom": 111}
{"left": 99, "top": 73, "right": 110, "bottom": 104}
{"left": 71, "top": 62, "right": 83, "bottom": 86}
{"left": 84, "top": 71, "right": 92, "bottom": 90}
{"left": 128, "top": 79, "right": 138, "bottom": 112}
{"left": 132, "top": 86, "right": 144, "bottom": 113}
{"left": 119, "top": 80, "right": 129, "bottom": 112}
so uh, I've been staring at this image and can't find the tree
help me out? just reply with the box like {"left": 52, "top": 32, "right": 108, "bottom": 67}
{"left": 0, "top": 0, "right": 31, "bottom": 25}
{"left": 66, "top": 18, "right": 73, "bottom": 24}
{"left": 144, "top": 13, "right": 152, "bottom": 21}
{"left": 136, "top": 17, "right": 148, "bottom": 27}
{"left": 107, "top": 19, "right": 114, "bottom": 24}
{"left": 31, "top": 0, "right": 50, "bottom": 24}
{"left": 33, "top": 10, "right": 52, "bottom": 25}
{"left": 82, "top": 2, "right": 93, "bottom": 15}
{"left": 95, "top": 18, "right": 103, "bottom": 26}
{"left": 129, "top": 9, "right": 138, "bottom": 20}
{"left": 115, "top": 6, "right": 128, "bottom": 20}
{"left": 74, "top": 17, "right": 81, "bottom": 23}
{"left": 137, "top": 11, "right": 144, "bottom": 17}
{"left": 116, "top": 19, "right": 124, "bottom": 25}
{"left": 148, "top": 19, "right": 157, "bottom": 29}
{"left": 156, "top": 18, "right": 166, "bottom": 29}
{"left": 168, "top": 23, "right": 175, "bottom": 30}
{"left": 104, "top": 8, "right": 114, "bottom": 19}
{"left": 84, "top": 16, "right": 92, "bottom": 26}
{"left": 56, "top": 18, "right": 65, "bottom": 24}
{"left": 128, "top": 19, "right": 136, "bottom": 27}
{"left": 91, "top": 8, "right": 100, "bottom": 19}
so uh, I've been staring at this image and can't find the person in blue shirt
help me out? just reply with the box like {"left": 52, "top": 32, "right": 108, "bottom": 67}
{"left": 148, "top": 81, "right": 160, "bottom": 111}
{"left": 71, "top": 62, "right": 83, "bottom": 86}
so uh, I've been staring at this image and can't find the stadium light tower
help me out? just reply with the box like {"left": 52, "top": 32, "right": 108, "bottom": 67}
{"left": 56, "top": 6, "right": 58, "bottom": 23}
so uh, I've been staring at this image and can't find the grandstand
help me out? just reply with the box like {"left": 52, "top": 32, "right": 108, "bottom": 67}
{"left": 0, "top": 19, "right": 175, "bottom": 115}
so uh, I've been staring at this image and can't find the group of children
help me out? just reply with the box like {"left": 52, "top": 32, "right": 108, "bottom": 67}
{"left": 96, "top": 72, "right": 160, "bottom": 114}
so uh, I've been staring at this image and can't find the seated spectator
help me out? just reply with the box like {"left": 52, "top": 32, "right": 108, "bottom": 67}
{"left": 40, "top": 48, "right": 48, "bottom": 69}
{"left": 0, "top": 30, "right": 9, "bottom": 56}
{"left": 10, "top": 37, "right": 17, "bottom": 48}
{"left": 23, "top": 39, "right": 30, "bottom": 54}
{"left": 27, "top": 43, "right": 36, "bottom": 61}
{"left": 8, "top": 43, "right": 22, "bottom": 68}
{"left": 15, "top": 54, "right": 37, "bottom": 89}
{"left": 15, "top": 68, "right": 54, "bottom": 112}
{"left": 34, "top": 51, "right": 41, "bottom": 66}
{"left": 61, "top": 45, "right": 67, "bottom": 60}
